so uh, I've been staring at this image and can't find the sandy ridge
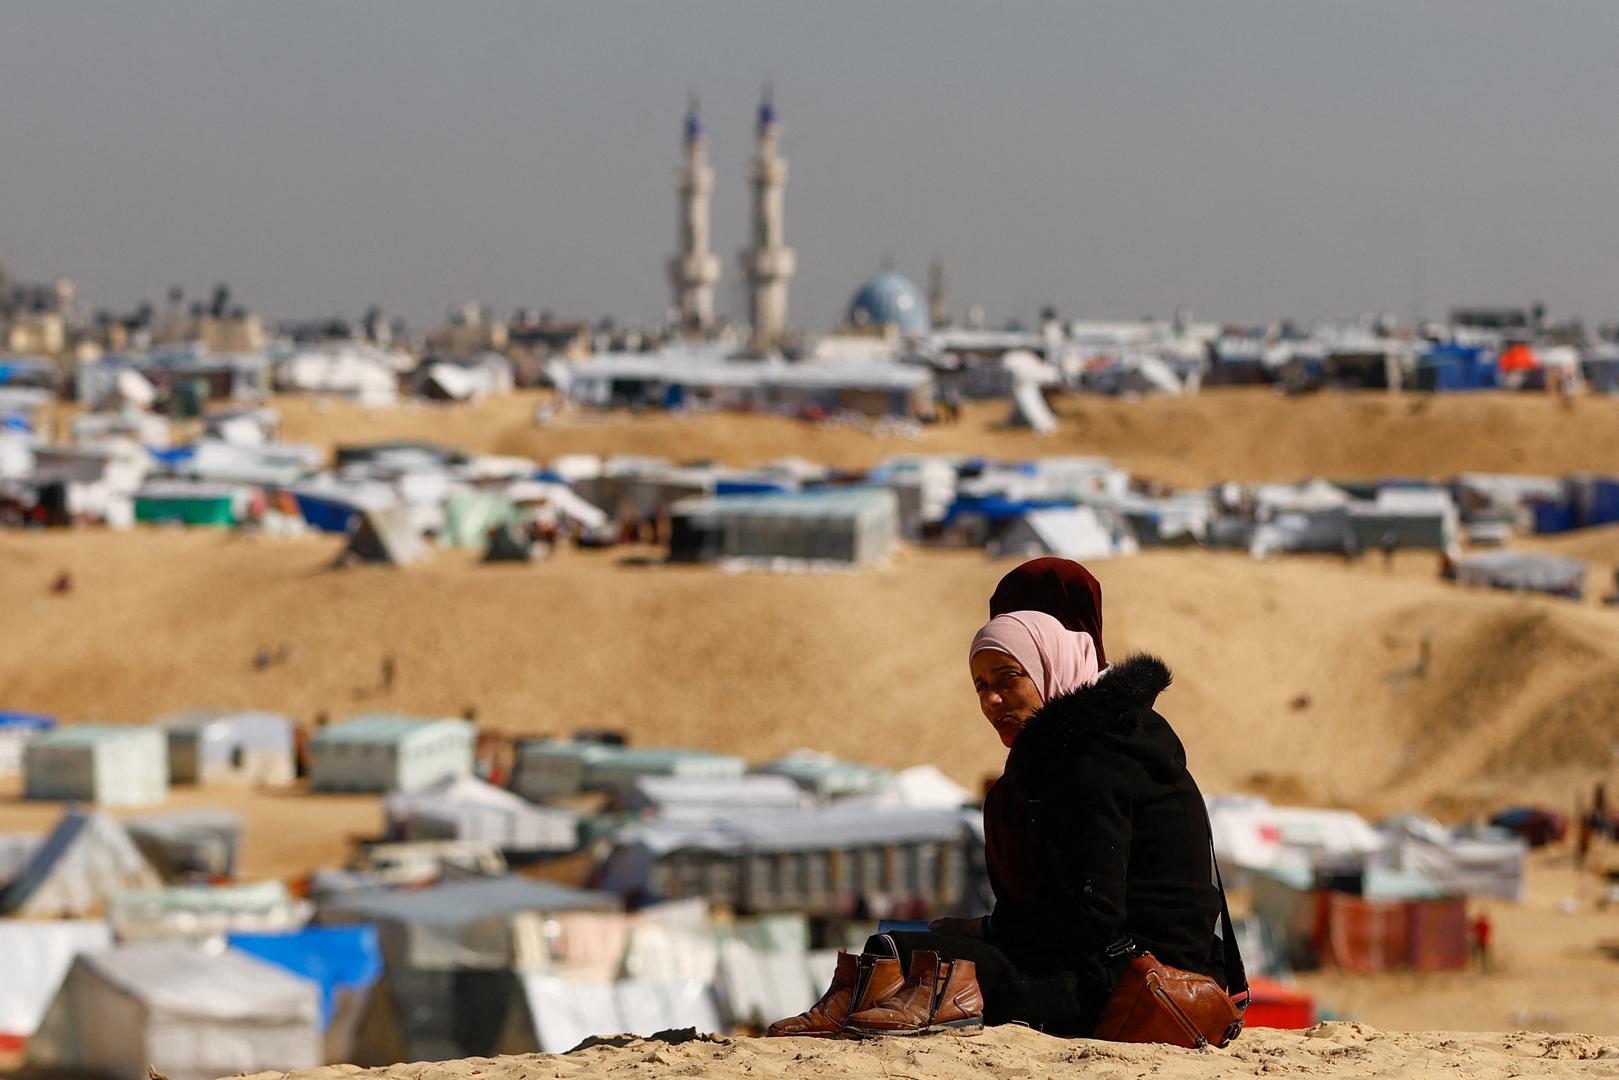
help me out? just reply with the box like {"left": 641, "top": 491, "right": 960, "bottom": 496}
{"left": 236, "top": 1023, "right": 1619, "bottom": 1080}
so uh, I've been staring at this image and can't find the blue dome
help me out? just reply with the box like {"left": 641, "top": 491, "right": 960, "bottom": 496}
{"left": 846, "top": 271, "right": 929, "bottom": 334}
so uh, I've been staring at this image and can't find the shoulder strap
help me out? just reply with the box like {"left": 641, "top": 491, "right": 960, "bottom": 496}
{"left": 1211, "top": 840, "right": 1249, "bottom": 1010}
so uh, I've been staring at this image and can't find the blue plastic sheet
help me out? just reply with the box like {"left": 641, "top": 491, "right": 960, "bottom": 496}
{"left": 229, "top": 925, "right": 383, "bottom": 1029}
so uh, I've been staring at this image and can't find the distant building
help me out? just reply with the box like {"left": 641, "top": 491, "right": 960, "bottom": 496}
{"left": 845, "top": 270, "right": 930, "bottom": 339}
{"left": 150, "top": 286, "right": 266, "bottom": 354}
{"left": 426, "top": 302, "right": 508, "bottom": 358}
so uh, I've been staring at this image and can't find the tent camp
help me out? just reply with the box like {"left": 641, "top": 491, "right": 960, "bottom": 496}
{"left": 28, "top": 942, "right": 322, "bottom": 1080}
{"left": 754, "top": 749, "right": 894, "bottom": 802}
{"left": 308, "top": 713, "right": 475, "bottom": 794}
{"left": 1206, "top": 796, "right": 1387, "bottom": 883}
{"left": 382, "top": 774, "right": 580, "bottom": 852}
{"left": 24, "top": 725, "right": 168, "bottom": 806}
{"left": 0, "top": 710, "right": 55, "bottom": 777}
{"left": 1380, "top": 815, "right": 1526, "bottom": 902}
{"left": 0, "top": 920, "right": 113, "bottom": 1047}
{"left": 3, "top": 810, "right": 163, "bottom": 917}
{"left": 126, "top": 808, "right": 243, "bottom": 880}
{"left": 158, "top": 709, "right": 296, "bottom": 785}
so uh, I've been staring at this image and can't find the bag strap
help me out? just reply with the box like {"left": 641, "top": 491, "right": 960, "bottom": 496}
{"left": 1211, "top": 839, "right": 1249, "bottom": 1011}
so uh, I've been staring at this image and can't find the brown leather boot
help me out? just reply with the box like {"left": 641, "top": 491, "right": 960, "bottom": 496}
{"left": 845, "top": 950, "right": 984, "bottom": 1036}
{"left": 766, "top": 950, "right": 907, "bottom": 1037}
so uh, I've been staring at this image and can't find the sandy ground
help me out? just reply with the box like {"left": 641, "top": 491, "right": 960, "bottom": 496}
{"left": 239, "top": 387, "right": 1619, "bottom": 488}
{"left": 241, "top": 1022, "right": 1619, "bottom": 1080}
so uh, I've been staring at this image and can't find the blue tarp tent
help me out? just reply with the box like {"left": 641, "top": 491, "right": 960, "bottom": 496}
{"left": 229, "top": 925, "right": 383, "bottom": 1029}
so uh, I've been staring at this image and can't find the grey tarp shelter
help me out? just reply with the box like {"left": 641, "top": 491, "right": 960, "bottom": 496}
{"left": 28, "top": 941, "right": 321, "bottom": 1080}
{"left": 325, "top": 877, "right": 620, "bottom": 1065}
{"left": 3, "top": 810, "right": 163, "bottom": 917}
{"left": 126, "top": 808, "right": 244, "bottom": 880}
{"left": 158, "top": 709, "right": 296, "bottom": 785}
{"left": 24, "top": 725, "right": 168, "bottom": 806}
{"left": 382, "top": 775, "right": 579, "bottom": 852}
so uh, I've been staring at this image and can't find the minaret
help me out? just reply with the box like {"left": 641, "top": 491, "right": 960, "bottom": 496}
{"left": 666, "top": 96, "right": 721, "bottom": 333}
{"left": 740, "top": 86, "right": 795, "bottom": 355}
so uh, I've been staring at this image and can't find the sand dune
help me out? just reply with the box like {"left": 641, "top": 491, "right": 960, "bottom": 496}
{"left": 248, "top": 388, "right": 1619, "bottom": 487}
{"left": 239, "top": 1022, "right": 1619, "bottom": 1080}
{"left": 5, "top": 529, "right": 1616, "bottom": 821}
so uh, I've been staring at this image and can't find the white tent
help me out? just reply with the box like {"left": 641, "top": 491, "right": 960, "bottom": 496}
{"left": 24, "top": 725, "right": 169, "bottom": 806}
{"left": 499, "top": 974, "right": 723, "bottom": 1053}
{"left": 1206, "top": 796, "right": 1386, "bottom": 880}
{"left": 28, "top": 942, "right": 322, "bottom": 1080}
{"left": 159, "top": 709, "right": 297, "bottom": 786}
{"left": 1006, "top": 377, "right": 1058, "bottom": 434}
{"left": 992, "top": 505, "right": 1139, "bottom": 561}
{"left": 382, "top": 774, "right": 580, "bottom": 851}
{"left": 1380, "top": 816, "right": 1527, "bottom": 902}
{"left": 3, "top": 810, "right": 163, "bottom": 918}
{"left": 0, "top": 920, "right": 113, "bottom": 1041}
{"left": 843, "top": 764, "right": 973, "bottom": 810}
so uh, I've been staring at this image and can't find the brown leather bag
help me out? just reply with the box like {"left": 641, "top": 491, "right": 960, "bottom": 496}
{"left": 1092, "top": 951, "right": 1243, "bottom": 1049}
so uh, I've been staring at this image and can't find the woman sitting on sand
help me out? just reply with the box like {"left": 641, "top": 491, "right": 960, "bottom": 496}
{"left": 768, "top": 558, "right": 1242, "bottom": 1039}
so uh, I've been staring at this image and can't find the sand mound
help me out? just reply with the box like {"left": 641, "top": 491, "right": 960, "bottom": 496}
{"left": 239, "top": 1023, "right": 1619, "bottom": 1080}
{"left": 262, "top": 388, "right": 1619, "bottom": 488}
{"left": 6, "top": 530, "right": 1618, "bottom": 822}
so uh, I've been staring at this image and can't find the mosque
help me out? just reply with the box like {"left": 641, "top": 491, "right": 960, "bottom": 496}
{"left": 666, "top": 92, "right": 938, "bottom": 354}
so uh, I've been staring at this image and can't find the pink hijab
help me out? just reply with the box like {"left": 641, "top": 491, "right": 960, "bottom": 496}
{"left": 970, "top": 610, "right": 1100, "bottom": 703}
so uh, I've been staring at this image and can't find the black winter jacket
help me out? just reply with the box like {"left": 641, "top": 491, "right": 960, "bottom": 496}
{"left": 983, "top": 654, "right": 1226, "bottom": 1002}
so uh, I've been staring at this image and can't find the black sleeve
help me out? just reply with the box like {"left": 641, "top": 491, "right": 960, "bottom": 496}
{"left": 1015, "top": 756, "right": 1133, "bottom": 961}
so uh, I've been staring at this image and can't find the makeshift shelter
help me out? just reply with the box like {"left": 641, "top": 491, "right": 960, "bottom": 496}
{"left": 1006, "top": 378, "right": 1058, "bottom": 434}
{"left": 598, "top": 806, "right": 972, "bottom": 916}
{"left": 1380, "top": 815, "right": 1526, "bottom": 902}
{"left": 0, "top": 710, "right": 55, "bottom": 776}
{"left": 342, "top": 505, "right": 429, "bottom": 565}
{"left": 158, "top": 709, "right": 296, "bottom": 785}
{"left": 28, "top": 942, "right": 322, "bottom": 1080}
{"left": 1249, "top": 480, "right": 1353, "bottom": 557}
{"left": 1448, "top": 550, "right": 1586, "bottom": 600}
{"left": 24, "top": 725, "right": 168, "bottom": 806}
{"left": 0, "top": 920, "right": 114, "bottom": 1046}
{"left": 327, "top": 878, "right": 619, "bottom": 1065}
{"left": 1207, "top": 796, "right": 1387, "bottom": 884}
{"left": 755, "top": 749, "right": 894, "bottom": 802}
{"left": 109, "top": 879, "right": 312, "bottom": 940}
{"left": 3, "top": 811, "right": 163, "bottom": 917}
{"left": 1345, "top": 488, "right": 1459, "bottom": 554}
{"left": 0, "top": 833, "right": 42, "bottom": 891}
{"left": 625, "top": 775, "right": 815, "bottom": 822}
{"left": 126, "top": 808, "right": 243, "bottom": 880}
{"left": 667, "top": 488, "right": 900, "bottom": 567}
{"left": 484, "top": 522, "right": 535, "bottom": 562}
{"left": 382, "top": 774, "right": 580, "bottom": 852}
{"left": 229, "top": 925, "right": 384, "bottom": 1037}
{"left": 497, "top": 974, "right": 724, "bottom": 1053}
{"left": 991, "top": 505, "right": 1138, "bottom": 560}
{"left": 133, "top": 480, "right": 244, "bottom": 526}
{"left": 308, "top": 713, "right": 476, "bottom": 794}
{"left": 512, "top": 740, "right": 746, "bottom": 802}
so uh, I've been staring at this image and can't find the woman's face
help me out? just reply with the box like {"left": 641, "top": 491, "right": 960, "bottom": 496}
{"left": 971, "top": 648, "right": 1044, "bottom": 748}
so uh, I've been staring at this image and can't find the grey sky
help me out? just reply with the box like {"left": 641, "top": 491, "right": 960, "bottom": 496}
{"left": 2, "top": 1, "right": 1616, "bottom": 331}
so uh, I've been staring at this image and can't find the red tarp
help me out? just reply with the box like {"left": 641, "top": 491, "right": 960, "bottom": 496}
{"left": 1244, "top": 977, "right": 1316, "bottom": 1029}
{"left": 1313, "top": 892, "right": 1468, "bottom": 973}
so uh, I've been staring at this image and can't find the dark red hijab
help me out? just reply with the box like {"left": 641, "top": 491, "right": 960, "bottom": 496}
{"left": 988, "top": 557, "right": 1106, "bottom": 666}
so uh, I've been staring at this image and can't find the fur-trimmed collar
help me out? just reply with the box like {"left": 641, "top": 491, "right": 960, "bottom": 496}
{"left": 1008, "top": 653, "right": 1180, "bottom": 780}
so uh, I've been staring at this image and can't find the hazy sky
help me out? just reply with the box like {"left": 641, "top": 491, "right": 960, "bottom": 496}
{"left": 2, "top": 1, "right": 1616, "bottom": 331}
